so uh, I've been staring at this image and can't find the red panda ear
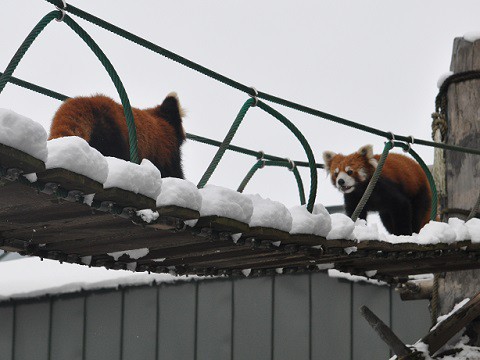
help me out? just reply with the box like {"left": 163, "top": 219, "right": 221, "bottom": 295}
{"left": 357, "top": 144, "right": 378, "bottom": 168}
{"left": 322, "top": 151, "right": 337, "bottom": 172}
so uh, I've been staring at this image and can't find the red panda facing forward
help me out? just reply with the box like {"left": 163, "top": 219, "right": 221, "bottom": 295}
{"left": 49, "top": 93, "right": 186, "bottom": 178}
{"left": 322, "top": 144, "right": 431, "bottom": 235}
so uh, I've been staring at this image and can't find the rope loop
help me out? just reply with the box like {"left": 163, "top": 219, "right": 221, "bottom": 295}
{"left": 249, "top": 87, "right": 258, "bottom": 107}
{"left": 55, "top": 0, "right": 67, "bottom": 22}
{"left": 286, "top": 158, "right": 295, "bottom": 172}
{"left": 386, "top": 131, "right": 395, "bottom": 146}
{"left": 403, "top": 135, "right": 415, "bottom": 153}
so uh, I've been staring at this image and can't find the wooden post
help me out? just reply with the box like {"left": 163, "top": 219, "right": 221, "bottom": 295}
{"left": 436, "top": 37, "right": 480, "bottom": 340}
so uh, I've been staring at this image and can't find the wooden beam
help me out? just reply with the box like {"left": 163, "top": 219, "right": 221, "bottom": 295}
{"left": 422, "top": 291, "right": 480, "bottom": 356}
{"left": 359, "top": 305, "right": 412, "bottom": 357}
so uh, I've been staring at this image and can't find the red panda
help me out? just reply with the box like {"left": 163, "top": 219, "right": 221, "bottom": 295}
{"left": 49, "top": 93, "right": 186, "bottom": 178}
{"left": 322, "top": 144, "right": 431, "bottom": 235}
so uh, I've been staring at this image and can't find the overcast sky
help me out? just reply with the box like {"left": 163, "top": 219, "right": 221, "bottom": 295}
{"left": 1, "top": 0, "right": 480, "bottom": 209}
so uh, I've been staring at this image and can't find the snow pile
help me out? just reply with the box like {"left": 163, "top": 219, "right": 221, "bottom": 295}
{"left": 417, "top": 221, "right": 457, "bottom": 245}
{"left": 136, "top": 209, "right": 159, "bottom": 223}
{"left": 464, "top": 31, "right": 480, "bottom": 43}
{"left": 103, "top": 157, "right": 162, "bottom": 199}
{"left": 466, "top": 218, "right": 480, "bottom": 242}
{"left": 449, "top": 218, "right": 471, "bottom": 242}
{"left": 353, "top": 219, "right": 381, "bottom": 241}
{"left": 245, "top": 193, "right": 292, "bottom": 231}
{"left": 196, "top": 185, "right": 253, "bottom": 223}
{"left": 289, "top": 203, "right": 331, "bottom": 236}
{"left": 0, "top": 108, "right": 48, "bottom": 161}
{"left": 156, "top": 177, "right": 202, "bottom": 211}
{"left": 328, "top": 269, "right": 386, "bottom": 286}
{"left": 46, "top": 137, "right": 108, "bottom": 183}
{"left": 327, "top": 213, "right": 355, "bottom": 240}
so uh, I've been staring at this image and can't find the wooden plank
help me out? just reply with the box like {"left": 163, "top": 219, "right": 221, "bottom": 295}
{"left": 37, "top": 168, "right": 103, "bottom": 194}
{"left": 194, "top": 216, "right": 249, "bottom": 233}
{"left": 0, "top": 143, "right": 45, "bottom": 174}
{"left": 94, "top": 186, "right": 156, "bottom": 210}
{"left": 422, "top": 291, "right": 480, "bottom": 356}
{"left": 359, "top": 306, "right": 411, "bottom": 357}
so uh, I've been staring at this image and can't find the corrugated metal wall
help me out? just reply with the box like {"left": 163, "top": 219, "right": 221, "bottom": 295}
{"left": 0, "top": 273, "right": 430, "bottom": 360}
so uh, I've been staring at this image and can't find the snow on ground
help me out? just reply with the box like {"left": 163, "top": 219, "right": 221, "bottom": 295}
{"left": 46, "top": 137, "right": 109, "bottom": 184}
{"left": 103, "top": 157, "right": 162, "bottom": 199}
{"left": 156, "top": 177, "right": 202, "bottom": 211}
{"left": 0, "top": 257, "right": 199, "bottom": 301}
{"left": 0, "top": 108, "right": 48, "bottom": 161}
{"left": 289, "top": 203, "right": 332, "bottom": 236}
{"left": 245, "top": 193, "right": 292, "bottom": 231}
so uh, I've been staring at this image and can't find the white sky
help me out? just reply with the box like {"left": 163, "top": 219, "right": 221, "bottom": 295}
{"left": 1, "top": 0, "right": 480, "bottom": 209}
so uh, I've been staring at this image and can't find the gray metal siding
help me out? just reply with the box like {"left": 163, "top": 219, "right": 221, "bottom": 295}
{"left": 50, "top": 297, "right": 84, "bottom": 360}
{"left": 233, "top": 277, "right": 272, "bottom": 360}
{"left": 0, "top": 274, "right": 431, "bottom": 360}
{"left": 14, "top": 301, "right": 50, "bottom": 360}
{"left": 158, "top": 282, "right": 196, "bottom": 360}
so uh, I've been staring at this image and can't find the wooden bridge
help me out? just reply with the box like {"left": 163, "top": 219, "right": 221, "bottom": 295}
{"left": 1, "top": 143, "right": 479, "bottom": 283}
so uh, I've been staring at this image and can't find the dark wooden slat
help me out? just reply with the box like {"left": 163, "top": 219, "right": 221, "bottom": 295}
{"left": 0, "top": 143, "right": 45, "bottom": 174}
{"left": 36, "top": 168, "right": 103, "bottom": 194}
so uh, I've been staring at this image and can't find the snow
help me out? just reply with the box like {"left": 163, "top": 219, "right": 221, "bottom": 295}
{"left": 23, "top": 173, "right": 37, "bottom": 183}
{"left": 449, "top": 218, "right": 471, "bottom": 242}
{"left": 46, "top": 136, "right": 109, "bottom": 184}
{"left": 464, "top": 31, "right": 480, "bottom": 43}
{"left": 107, "top": 248, "right": 149, "bottom": 261}
{"left": 156, "top": 177, "right": 202, "bottom": 211}
{"left": 289, "top": 203, "right": 332, "bottom": 236}
{"left": 0, "top": 257, "right": 199, "bottom": 301}
{"left": 437, "top": 71, "right": 454, "bottom": 88}
{"left": 417, "top": 221, "right": 457, "bottom": 245}
{"left": 432, "top": 298, "right": 470, "bottom": 331}
{"left": 103, "top": 157, "right": 162, "bottom": 199}
{"left": 353, "top": 218, "right": 381, "bottom": 241}
{"left": 327, "top": 213, "right": 355, "bottom": 240}
{"left": 136, "top": 209, "right": 159, "bottom": 223}
{"left": 466, "top": 218, "right": 480, "bottom": 243}
{"left": 0, "top": 108, "right": 48, "bottom": 161}
{"left": 328, "top": 269, "right": 387, "bottom": 286}
{"left": 245, "top": 193, "right": 292, "bottom": 231}
{"left": 196, "top": 184, "right": 253, "bottom": 223}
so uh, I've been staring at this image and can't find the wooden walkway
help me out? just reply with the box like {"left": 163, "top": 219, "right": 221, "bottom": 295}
{"left": 1, "top": 144, "right": 479, "bottom": 283}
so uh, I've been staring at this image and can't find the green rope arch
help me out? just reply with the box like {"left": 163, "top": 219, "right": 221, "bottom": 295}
{"left": 351, "top": 141, "right": 438, "bottom": 223}
{"left": 197, "top": 99, "right": 254, "bottom": 188}
{"left": 237, "top": 159, "right": 306, "bottom": 206}
{"left": 0, "top": 11, "right": 140, "bottom": 164}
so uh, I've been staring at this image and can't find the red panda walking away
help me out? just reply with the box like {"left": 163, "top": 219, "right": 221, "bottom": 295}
{"left": 322, "top": 144, "right": 431, "bottom": 235}
{"left": 49, "top": 93, "right": 186, "bottom": 179}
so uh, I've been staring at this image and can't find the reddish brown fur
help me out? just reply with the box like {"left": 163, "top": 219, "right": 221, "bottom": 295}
{"left": 326, "top": 149, "right": 432, "bottom": 231}
{"left": 49, "top": 94, "right": 185, "bottom": 178}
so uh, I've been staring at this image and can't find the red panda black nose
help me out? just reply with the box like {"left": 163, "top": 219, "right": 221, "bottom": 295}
{"left": 338, "top": 178, "right": 345, "bottom": 186}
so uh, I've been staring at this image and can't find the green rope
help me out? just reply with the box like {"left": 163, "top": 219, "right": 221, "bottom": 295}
{"left": 256, "top": 100, "right": 317, "bottom": 212}
{"left": 0, "top": 11, "right": 139, "bottom": 164}
{"left": 187, "top": 133, "right": 324, "bottom": 169}
{"left": 197, "top": 99, "right": 254, "bottom": 188}
{"left": 42, "top": 0, "right": 480, "bottom": 157}
{"left": 351, "top": 142, "right": 392, "bottom": 222}
{"left": 351, "top": 141, "right": 438, "bottom": 223}
{"left": 237, "top": 160, "right": 306, "bottom": 206}
{"left": 0, "top": 12, "right": 58, "bottom": 95}
{"left": 0, "top": 71, "right": 69, "bottom": 101}
{"left": 394, "top": 142, "right": 438, "bottom": 221}
{"left": 61, "top": 14, "right": 139, "bottom": 164}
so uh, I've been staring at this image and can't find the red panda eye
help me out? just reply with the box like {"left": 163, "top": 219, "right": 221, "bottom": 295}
{"left": 347, "top": 170, "right": 353, "bottom": 176}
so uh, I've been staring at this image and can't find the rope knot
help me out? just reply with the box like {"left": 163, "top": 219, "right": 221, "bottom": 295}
{"left": 431, "top": 112, "right": 448, "bottom": 141}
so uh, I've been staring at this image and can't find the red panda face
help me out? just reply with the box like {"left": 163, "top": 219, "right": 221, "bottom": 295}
{"left": 322, "top": 145, "right": 378, "bottom": 194}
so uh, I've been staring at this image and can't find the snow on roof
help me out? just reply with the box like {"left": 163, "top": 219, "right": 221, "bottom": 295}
{"left": 0, "top": 257, "right": 198, "bottom": 302}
